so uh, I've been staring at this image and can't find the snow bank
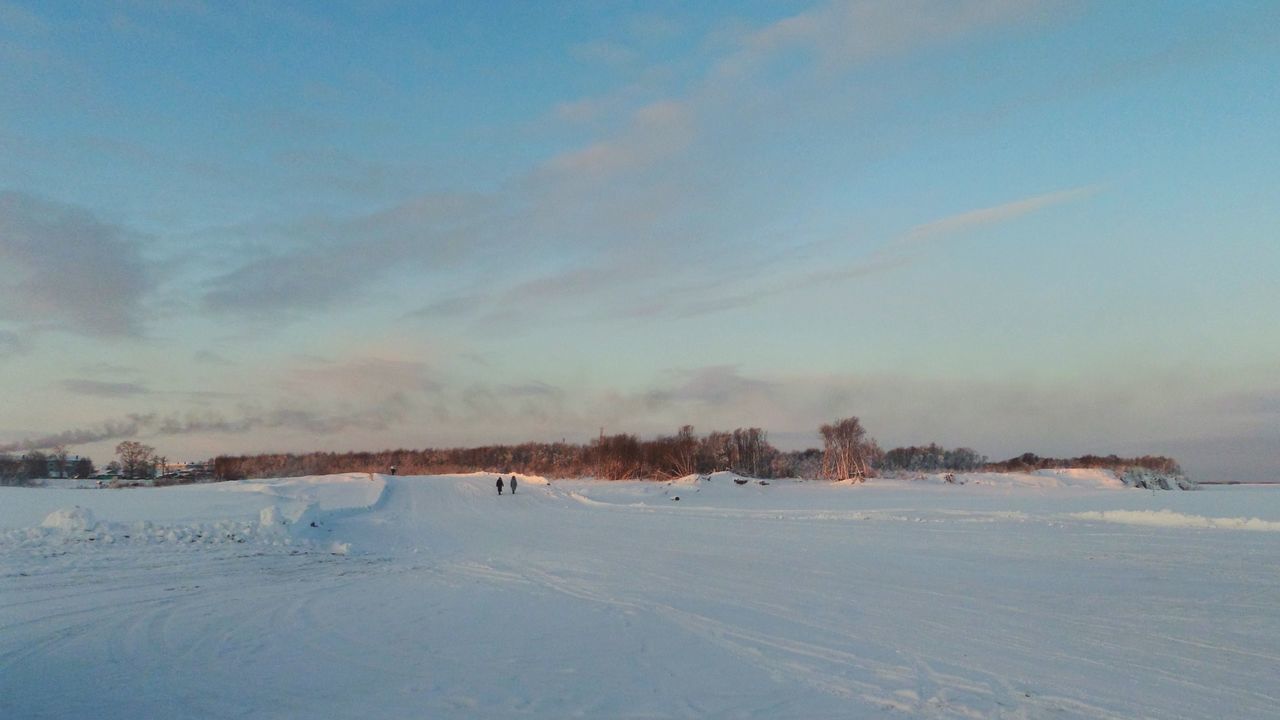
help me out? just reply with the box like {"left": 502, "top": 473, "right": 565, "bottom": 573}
{"left": 218, "top": 472, "right": 386, "bottom": 510}
{"left": 2, "top": 473, "right": 389, "bottom": 555}
{"left": 887, "top": 468, "right": 1196, "bottom": 491}
{"left": 4, "top": 515, "right": 303, "bottom": 551}
{"left": 1033, "top": 468, "right": 1126, "bottom": 488}
{"left": 509, "top": 472, "right": 550, "bottom": 486}
{"left": 904, "top": 469, "right": 1126, "bottom": 489}
{"left": 1069, "top": 509, "right": 1280, "bottom": 531}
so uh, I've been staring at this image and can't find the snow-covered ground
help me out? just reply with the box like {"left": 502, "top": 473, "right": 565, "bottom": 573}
{"left": 3, "top": 470, "right": 1278, "bottom": 719}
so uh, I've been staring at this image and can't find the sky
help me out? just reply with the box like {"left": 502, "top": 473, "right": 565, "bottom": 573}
{"left": 1, "top": 0, "right": 1277, "bottom": 481}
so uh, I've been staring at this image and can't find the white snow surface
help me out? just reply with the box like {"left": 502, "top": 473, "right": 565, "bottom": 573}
{"left": 3, "top": 471, "right": 1279, "bottom": 719}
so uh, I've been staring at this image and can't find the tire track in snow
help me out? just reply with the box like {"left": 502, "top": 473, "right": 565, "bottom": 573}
{"left": 466, "top": 558, "right": 1044, "bottom": 719}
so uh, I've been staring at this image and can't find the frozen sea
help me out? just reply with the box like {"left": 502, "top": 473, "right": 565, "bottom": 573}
{"left": 3, "top": 470, "right": 1278, "bottom": 719}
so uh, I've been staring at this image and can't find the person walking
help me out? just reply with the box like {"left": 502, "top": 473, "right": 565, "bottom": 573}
{"left": 510, "top": 475, "right": 518, "bottom": 494}
{"left": 496, "top": 476, "right": 504, "bottom": 495}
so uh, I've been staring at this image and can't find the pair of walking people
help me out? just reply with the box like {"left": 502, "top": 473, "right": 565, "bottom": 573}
{"left": 496, "top": 475, "right": 517, "bottom": 495}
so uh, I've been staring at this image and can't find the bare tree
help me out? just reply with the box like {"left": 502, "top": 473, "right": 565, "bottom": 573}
{"left": 21, "top": 451, "right": 47, "bottom": 482}
{"left": 115, "top": 440, "right": 156, "bottom": 479}
{"left": 819, "top": 416, "right": 877, "bottom": 481}
{"left": 51, "top": 444, "right": 70, "bottom": 478}
{"left": 654, "top": 425, "right": 698, "bottom": 478}
{"left": 73, "top": 456, "right": 95, "bottom": 478}
{"left": 0, "top": 454, "right": 21, "bottom": 485}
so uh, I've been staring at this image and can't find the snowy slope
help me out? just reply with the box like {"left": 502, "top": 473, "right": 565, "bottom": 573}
{"left": 3, "top": 473, "right": 1279, "bottom": 719}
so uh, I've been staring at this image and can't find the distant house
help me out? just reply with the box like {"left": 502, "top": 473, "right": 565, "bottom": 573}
{"left": 25, "top": 453, "right": 85, "bottom": 479}
{"left": 159, "top": 461, "right": 213, "bottom": 480}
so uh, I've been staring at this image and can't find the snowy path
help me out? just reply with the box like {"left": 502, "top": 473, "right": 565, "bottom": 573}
{"left": 3, "top": 474, "right": 1279, "bottom": 718}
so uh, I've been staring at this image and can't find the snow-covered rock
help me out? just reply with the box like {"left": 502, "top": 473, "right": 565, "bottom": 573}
{"left": 258, "top": 501, "right": 322, "bottom": 532}
{"left": 1121, "top": 467, "right": 1197, "bottom": 490}
{"left": 40, "top": 506, "right": 97, "bottom": 532}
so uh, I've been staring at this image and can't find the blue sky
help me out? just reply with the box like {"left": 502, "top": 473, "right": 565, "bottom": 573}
{"left": 1, "top": 0, "right": 1277, "bottom": 480}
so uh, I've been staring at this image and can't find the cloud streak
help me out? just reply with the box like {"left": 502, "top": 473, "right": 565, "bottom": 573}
{"left": 61, "top": 379, "right": 152, "bottom": 398}
{"left": 199, "top": 193, "right": 496, "bottom": 315}
{"left": 894, "top": 185, "right": 1099, "bottom": 250}
{"left": 721, "top": 0, "right": 1051, "bottom": 75}
{"left": 0, "top": 329, "right": 27, "bottom": 358}
{"left": 0, "top": 400, "right": 413, "bottom": 454}
{"left": 198, "top": 2, "right": 1061, "bottom": 330}
{"left": 0, "top": 192, "right": 152, "bottom": 337}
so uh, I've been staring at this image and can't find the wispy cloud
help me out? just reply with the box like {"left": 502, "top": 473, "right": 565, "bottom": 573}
{"left": 193, "top": 349, "right": 233, "bottom": 365}
{"left": 197, "top": 1, "right": 1065, "bottom": 331}
{"left": 0, "top": 1, "right": 49, "bottom": 35}
{"left": 281, "top": 356, "right": 440, "bottom": 398}
{"left": 0, "top": 416, "right": 151, "bottom": 453}
{"left": 570, "top": 40, "right": 638, "bottom": 67}
{"left": 200, "top": 193, "right": 495, "bottom": 315}
{"left": 0, "top": 192, "right": 152, "bottom": 337}
{"left": 0, "top": 401, "right": 413, "bottom": 454}
{"left": 894, "top": 185, "right": 1099, "bottom": 250}
{"left": 2, "top": 354, "right": 436, "bottom": 453}
{"left": 541, "top": 99, "right": 694, "bottom": 180}
{"left": 0, "top": 329, "right": 27, "bottom": 359}
{"left": 499, "top": 381, "right": 563, "bottom": 399}
{"left": 61, "top": 379, "right": 152, "bottom": 398}
{"left": 718, "top": 0, "right": 1053, "bottom": 76}
{"left": 645, "top": 365, "right": 775, "bottom": 407}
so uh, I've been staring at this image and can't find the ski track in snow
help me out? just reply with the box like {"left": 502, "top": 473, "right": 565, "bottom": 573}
{"left": 3, "top": 473, "right": 1279, "bottom": 719}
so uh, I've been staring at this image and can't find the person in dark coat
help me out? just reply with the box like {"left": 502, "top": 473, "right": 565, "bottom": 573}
{"left": 510, "top": 475, "right": 517, "bottom": 494}
{"left": 496, "top": 476, "right": 504, "bottom": 495}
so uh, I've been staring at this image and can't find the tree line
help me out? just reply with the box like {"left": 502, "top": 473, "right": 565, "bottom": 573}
{"left": 875, "top": 445, "right": 1181, "bottom": 476}
{"left": 212, "top": 419, "right": 882, "bottom": 482}
{"left": 982, "top": 452, "right": 1182, "bottom": 475}
{"left": 210, "top": 420, "right": 1180, "bottom": 483}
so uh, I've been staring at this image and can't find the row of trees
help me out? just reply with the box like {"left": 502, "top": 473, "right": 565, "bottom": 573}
{"left": 0, "top": 447, "right": 95, "bottom": 486}
{"left": 878, "top": 443, "right": 987, "bottom": 472}
{"left": 874, "top": 446, "right": 1182, "bottom": 477}
{"left": 213, "top": 418, "right": 883, "bottom": 482}
{"left": 4, "top": 421, "right": 1183, "bottom": 487}
{"left": 209, "top": 420, "right": 1184, "bottom": 484}
{"left": 983, "top": 452, "right": 1182, "bottom": 475}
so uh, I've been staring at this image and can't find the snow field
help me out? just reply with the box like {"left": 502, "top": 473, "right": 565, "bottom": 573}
{"left": 3, "top": 471, "right": 1279, "bottom": 719}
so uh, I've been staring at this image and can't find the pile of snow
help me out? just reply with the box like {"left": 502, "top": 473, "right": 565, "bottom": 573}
{"left": 39, "top": 506, "right": 96, "bottom": 532}
{"left": 659, "top": 471, "right": 772, "bottom": 501}
{"left": 669, "top": 471, "right": 767, "bottom": 486}
{"left": 258, "top": 501, "right": 322, "bottom": 532}
{"left": 1070, "top": 509, "right": 1280, "bottom": 531}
